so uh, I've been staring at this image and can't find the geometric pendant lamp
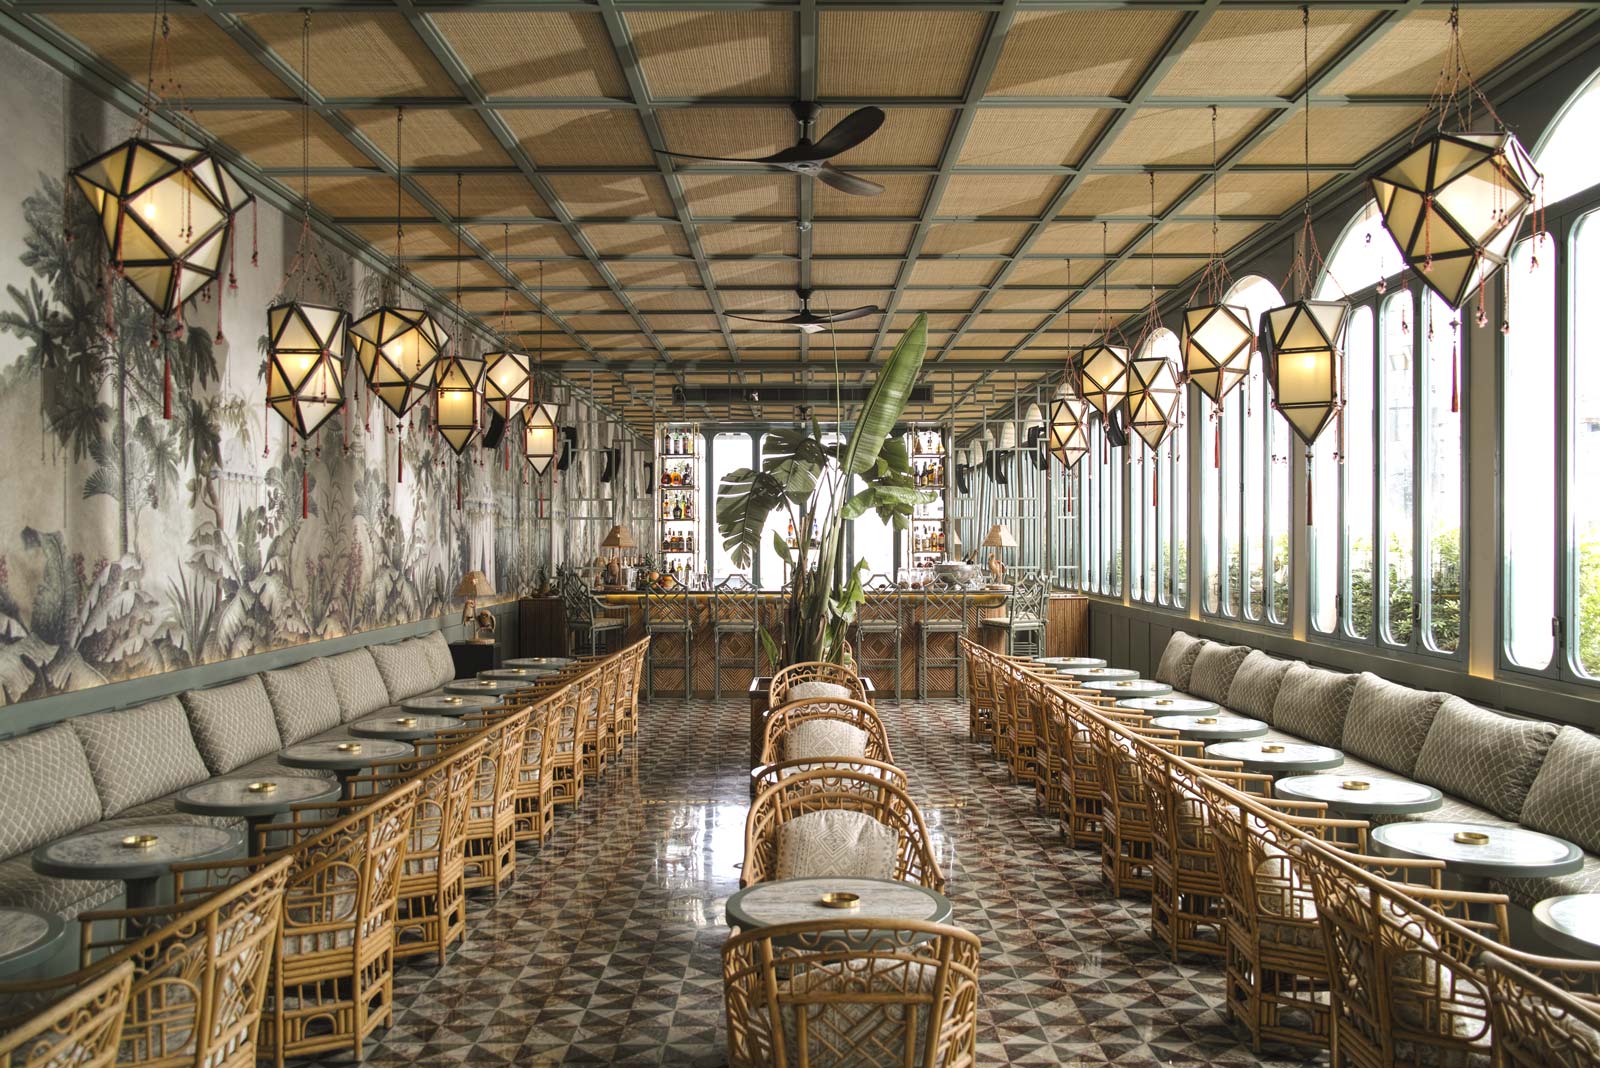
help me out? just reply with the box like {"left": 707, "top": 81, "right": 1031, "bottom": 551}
{"left": 434, "top": 350, "right": 485, "bottom": 454}
{"left": 1047, "top": 392, "right": 1089, "bottom": 468}
{"left": 1180, "top": 301, "right": 1254, "bottom": 406}
{"left": 1368, "top": 130, "right": 1539, "bottom": 311}
{"left": 523, "top": 398, "right": 559, "bottom": 475}
{"left": 481, "top": 349, "right": 532, "bottom": 423}
{"left": 265, "top": 301, "right": 348, "bottom": 438}
{"left": 348, "top": 305, "right": 447, "bottom": 419}
{"left": 1259, "top": 299, "right": 1349, "bottom": 446}
{"left": 1078, "top": 342, "right": 1130, "bottom": 419}
{"left": 1125, "top": 354, "right": 1182, "bottom": 451}
{"left": 72, "top": 139, "right": 252, "bottom": 316}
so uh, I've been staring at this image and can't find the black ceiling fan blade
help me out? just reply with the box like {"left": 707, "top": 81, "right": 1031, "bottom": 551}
{"left": 814, "top": 304, "right": 880, "bottom": 324}
{"left": 659, "top": 149, "right": 778, "bottom": 167}
{"left": 810, "top": 107, "right": 886, "bottom": 159}
{"left": 726, "top": 311, "right": 809, "bottom": 326}
{"left": 816, "top": 164, "right": 884, "bottom": 197}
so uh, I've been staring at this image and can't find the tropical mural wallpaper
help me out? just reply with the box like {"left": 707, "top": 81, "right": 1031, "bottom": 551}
{"left": 0, "top": 42, "right": 630, "bottom": 708}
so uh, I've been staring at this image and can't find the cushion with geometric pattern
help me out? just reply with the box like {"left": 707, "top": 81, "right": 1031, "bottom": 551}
{"left": 71, "top": 697, "right": 210, "bottom": 818}
{"left": 1227, "top": 651, "right": 1293, "bottom": 722}
{"left": 1153, "top": 631, "right": 1207, "bottom": 691}
{"left": 775, "top": 808, "right": 898, "bottom": 880}
{"left": 1413, "top": 697, "right": 1559, "bottom": 822}
{"left": 326, "top": 649, "right": 389, "bottom": 722}
{"left": 416, "top": 631, "right": 457, "bottom": 687}
{"left": 370, "top": 640, "right": 439, "bottom": 703}
{"left": 1188, "top": 644, "right": 1250, "bottom": 704}
{"left": 1339, "top": 674, "right": 1446, "bottom": 779}
{"left": 180, "top": 676, "right": 284, "bottom": 776}
{"left": 0, "top": 724, "right": 102, "bottom": 859}
{"left": 1271, "top": 663, "right": 1358, "bottom": 748}
{"left": 1515, "top": 726, "right": 1600, "bottom": 853}
{"left": 784, "top": 720, "right": 869, "bottom": 762}
{"left": 260, "top": 659, "right": 341, "bottom": 745}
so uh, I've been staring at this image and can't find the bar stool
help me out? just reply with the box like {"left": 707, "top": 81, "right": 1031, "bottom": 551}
{"left": 981, "top": 575, "right": 1047, "bottom": 657}
{"left": 853, "top": 575, "right": 904, "bottom": 701}
{"left": 562, "top": 572, "right": 626, "bottom": 656}
{"left": 917, "top": 586, "right": 969, "bottom": 698}
{"left": 645, "top": 583, "right": 694, "bottom": 699}
{"left": 711, "top": 574, "right": 759, "bottom": 698}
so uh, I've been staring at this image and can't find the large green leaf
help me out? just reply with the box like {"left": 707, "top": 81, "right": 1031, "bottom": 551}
{"left": 839, "top": 313, "right": 927, "bottom": 477}
{"left": 760, "top": 427, "right": 828, "bottom": 503}
{"left": 715, "top": 467, "right": 786, "bottom": 569}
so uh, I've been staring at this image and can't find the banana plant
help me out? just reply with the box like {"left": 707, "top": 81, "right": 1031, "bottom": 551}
{"left": 715, "top": 314, "right": 931, "bottom": 667}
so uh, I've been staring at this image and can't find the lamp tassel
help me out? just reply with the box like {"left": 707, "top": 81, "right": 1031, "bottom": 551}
{"left": 1213, "top": 414, "right": 1221, "bottom": 469}
{"left": 1450, "top": 318, "right": 1460, "bottom": 414}
{"left": 397, "top": 440, "right": 403, "bottom": 484}
{"left": 456, "top": 467, "right": 462, "bottom": 511}
{"left": 302, "top": 464, "right": 309, "bottom": 520}
{"left": 1305, "top": 454, "right": 1314, "bottom": 526}
{"left": 162, "top": 350, "right": 172, "bottom": 420}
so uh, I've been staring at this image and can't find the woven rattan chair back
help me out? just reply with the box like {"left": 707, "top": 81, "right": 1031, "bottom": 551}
{"left": 759, "top": 697, "right": 893, "bottom": 767}
{"left": 514, "top": 702, "right": 562, "bottom": 845}
{"left": 463, "top": 709, "right": 528, "bottom": 894}
{"left": 769, "top": 662, "right": 867, "bottom": 708}
{"left": 751, "top": 757, "right": 910, "bottom": 796}
{"left": 0, "top": 961, "right": 132, "bottom": 1068}
{"left": 1482, "top": 949, "right": 1600, "bottom": 1068}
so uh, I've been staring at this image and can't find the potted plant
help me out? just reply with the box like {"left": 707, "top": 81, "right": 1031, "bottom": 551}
{"left": 714, "top": 314, "right": 931, "bottom": 670}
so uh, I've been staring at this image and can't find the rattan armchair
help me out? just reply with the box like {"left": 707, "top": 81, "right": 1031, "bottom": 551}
{"left": 751, "top": 757, "right": 911, "bottom": 797}
{"left": 1293, "top": 840, "right": 1510, "bottom": 1068}
{"left": 1482, "top": 947, "right": 1600, "bottom": 1068}
{"left": 722, "top": 919, "right": 980, "bottom": 1068}
{"left": 743, "top": 769, "right": 944, "bottom": 892}
{"left": 514, "top": 703, "right": 561, "bottom": 847}
{"left": 1090, "top": 720, "right": 1208, "bottom": 897}
{"left": 758, "top": 697, "right": 893, "bottom": 767}
{"left": 618, "top": 638, "right": 648, "bottom": 742}
{"left": 582, "top": 655, "right": 622, "bottom": 780}
{"left": 769, "top": 662, "right": 868, "bottom": 708}
{"left": 432, "top": 710, "right": 528, "bottom": 895}
{"left": 174, "top": 784, "right": 419, "bottom": 1068}
{"left": 0, "top": 961, "right": 131, "bottom": 1068}
{"left": 959, "top": 637, "right": 998, "bottom": 746}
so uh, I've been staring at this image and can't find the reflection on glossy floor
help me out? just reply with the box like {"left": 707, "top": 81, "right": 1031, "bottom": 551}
{"left": 328, "top": 698, "right": 1307, "bottom": 1067}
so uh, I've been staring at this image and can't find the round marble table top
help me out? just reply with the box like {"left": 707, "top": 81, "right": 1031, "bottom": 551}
{"left": 1532, "top": 894, "right": 1600, "bottom": 959}
{"left": 1205, "top": 740, "right": 1345, "bottom": 774}
{"left": 479, "top": 667, "right": 552, "bottom": 681}
{"left": 1372, "top": 821, "right": 1584, "bottom": 880}
{"left": 443, "top": 678, "right": 526, "bottom": 696}
{"left": 1082, "top": 679, "right": 1171, "bottom": 698}
{"left": 0, "top": 908, "right": 65, "bottom": 975}
{"left": 1117, "top": 696, "right": 1219, "bottom": 715}
{"left": 1274, "top": 774, "right": 1443, "bottom": 816}
{"left": 1034, "top": 656, "right": 1106, "bottom": 669}
{"left": 176, "top": 776, "right": 339, "bottom": 818}
{"left": 279, "top": 738, "right": 413, "bottom": 771}
{"left": 1151, "top": 713, "right": 1268, "bottom": 741}
{"left": 33, "top": 822, "right": 243, "bottom": 882}
{"left": 503, "top": 657, "right": 574, "bottom": 670}
{"left": 1059, "top": 666, "right": 1140, "bottom": 681}
{"left": 726, "top": 877, "right": 951, "bottom": 932}
{"left": 348, "top": 713, "right": 460, "bottom": 741}
{"left": 400, "top": 693, "right": 496, "bottom": 715}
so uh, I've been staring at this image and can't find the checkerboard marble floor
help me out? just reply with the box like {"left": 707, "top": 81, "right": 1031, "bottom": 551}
{"left": 332, "top": 697, "right": 1311, "bottom": 1067}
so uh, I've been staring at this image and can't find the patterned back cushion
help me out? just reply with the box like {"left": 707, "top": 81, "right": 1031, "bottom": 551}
{"left": 775, "top": 809, "right": 898, "bottom": 880}
{"left": 370, "top": 640, "right": 439, "bottom": 703}
{"left": 1226, "top": 651, "right": 1293, "bottom": 722}
{"left": 1188, "top": 644, "right": 1250, "bottom": 704}
{"left": 1153, "top": 631, "right": 1207, "bottom": 690}
{"left": 0, "top": 724, "right": 103, "bottom": 857}
{"left": 260, "top": 659, "right": 341, "bottom": 745}
{"left": 416, "top": 632, "right": 457, "bottom": 687}
{"left": 1413, "top": 697, "right": 1559, "bottom": 822}
{"left": 1339, "top": 674, "right": 1446, "bottom": 778}
{"left": 180, "top": 676, "right": 284, "bottom": 775}
{"left": 326, "top": 649, "right": 389, "bottom": 722}
{"left": 787, "top": 681, "right": 851, "bottom": 703}
{"left": 1520, "top": 727, "right": 1600, "bottom": 854}
{"left": 784, "top": 720, "right": 869, "bottom": 762}
{"left": 1271, "top": 664, "right": 1358, "bottom": 748}
{"left": 71, "top": 698, "right": 210, "bottom": 817}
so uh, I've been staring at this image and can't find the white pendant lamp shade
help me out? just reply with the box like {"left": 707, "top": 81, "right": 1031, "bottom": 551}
{"left": 349, "top": 305, "right": 447, "bottom": 419}
{"left": 435, "top": 351, "right": 485, "bottom": 455}
{"left": 1079, "top": 343, "right": 1130, "bottom": 418}
{"left": 265, "top": 302, "right": 348, "bottom": 439}
{"left": 72, "top": 139, "right": 251, "bottom": 316}
{"left": 1181, "top": 301, "right": 1254, "bottom": 405}
{"left": 1023, "top": 403, "right": 1044, "bottom": 429}
{"left": 523, "top": 399, "right": 559, "bottom": 475}
{"left": 481, "top": 350, "right": 532, "bottom": 423}
{"left": 1368, "top": 130, "right": 1539, "bottom": 310}
{"left": 1261, "top": 300, "right": 1349, "bottom": 446}
{"left": 996, "top": 420, "right": 1017, "bottom": 450}
{"left": 1125, "top": 356, "right": 1182, "bottom": 451}
{"left": 969, "top": 439, "right": 985, "bottom": 466}
{"left": 1047, "top": 395, "right": 1088, "bottom": 468}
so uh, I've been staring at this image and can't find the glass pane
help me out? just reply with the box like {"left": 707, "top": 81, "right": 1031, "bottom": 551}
{"left": 1243, "top": 364, "right": 1265, "bottom": 619}
{"left": 1571, "top": 220, "right": 1600, "bottom": 677}
{"left": 1504, "top": 236, "right": 1556, "bottom": 669}
{"left": 1381, "top": 291, "right": 1415, "bottom": 646}
{"left": 1129, "top": 452, "right": 1145, "bottom": 603}
{"left": 1108, "top": 439, "right": 1124, "bottom": 595}
{"left": 1310, "top": 420, "right": 1339, "bottom": 633}
{"left": 1268, "top": 403, "right": 1291, "bottom": 625}
{"left": 711, "top": 432, "right": 754, "bottom": 584}
{"left": 1535, "top": 70, "right": 1600, "bottom": 205}
{"left": 1316, "top": 200, "right": 1404, "bottom": 300}
{"left": 1345, "top": 305, "right": 1376, "bottom": 638}
{"left": 1172, "top": 399, "right": 1189, "bottom": 608}
{"left": 1201, "top": 398, "right": 1220, "bottom": 614}
{"left": 1221, "top": 386, "right": 1243, "bottom": 616}
{"left": 1421, "top": 293, "right": 1463, "bottom": 653}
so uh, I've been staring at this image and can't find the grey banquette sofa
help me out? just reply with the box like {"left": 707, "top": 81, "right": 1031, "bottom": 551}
{"left": 1152, "top": 631, "right": 1600, "bottom": 910}
{"left": 0, "top": 631, "right": 458, "bottom": 918}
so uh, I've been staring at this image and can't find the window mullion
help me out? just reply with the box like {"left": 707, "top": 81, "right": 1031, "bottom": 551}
{"left": 1412, "top": 295, "right": 1427, "bottom": 655}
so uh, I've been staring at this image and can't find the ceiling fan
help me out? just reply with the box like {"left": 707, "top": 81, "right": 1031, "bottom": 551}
{"left": 726, "top": 289, "right": 881, "bottom": 334}
{"left": 660, "top": 101, "right": 885, "bottom": 196}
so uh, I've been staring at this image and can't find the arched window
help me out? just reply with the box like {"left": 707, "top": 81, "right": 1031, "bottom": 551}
{"left": 1315, "top": 199, "right": 1404, "bottom": 300}
{"left": 1130, "top": 328, "right": 1187, "bottom": 609}
{"left": 1080, "top": 415, "right": 1122, "bottom": 598}
{"left": 1534, "top": 66, "right": 1600, "bottom": 207}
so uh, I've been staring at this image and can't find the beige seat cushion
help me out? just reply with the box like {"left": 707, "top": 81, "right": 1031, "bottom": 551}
{"left": 181, "top": 676, "right": 284, "bottom": 776}
{"left": 786, "top": 681, "right": 852, "bottom": 703}
{"left": 261, "top": 659, "right": 341, "bottom": 745}
{"left": 784, "top": 720, "right": 869, "bottom": 762}
{"left": 371, "top": 640, "right": 441, "bottom": 704}
{"left": 1518, "top": 726, "right": 1600, "bottom": 854}
{"left": 70, "top": 698, "right": 210, "bottom": 818}
{"left": 1413, "top": 697, "right": 1559, "bottom": 822}
{"left": 0, "top": 724, "right": 105, "bottom": 857}
{"left": 775, "top": 809, "right": 898, "bottom": 880}
{"left": 326, "top": 649, "right": 390, "bottom": 723}
{"left": 1226, "top": 651, "right": 1293, "bottom": 723}
{"left": 0, "top": 853, "right": 119, "bottom": 919}
{"left": 1340, "top": 674, "right": 1446, "bottom": 779}
{"left": 1153, "top": 631, "right": 1207, "bottom": 691}
{"left": 416, "top": 631, "right": 457, "bottom": 687}
{"left": 1271, "top": 663, "right": 1358, "bottom": 749}
{"left": 1188, "top": 644, "right": 1250, "bottom": 705}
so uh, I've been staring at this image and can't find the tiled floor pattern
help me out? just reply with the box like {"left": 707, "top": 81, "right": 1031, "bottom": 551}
{"left": 335, "top": 697, "right": 1310, "bottom": 1067}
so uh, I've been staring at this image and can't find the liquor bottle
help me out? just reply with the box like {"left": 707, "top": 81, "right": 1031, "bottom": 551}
{"left": 673, "top": 499, "right": 683, "bottom": 520}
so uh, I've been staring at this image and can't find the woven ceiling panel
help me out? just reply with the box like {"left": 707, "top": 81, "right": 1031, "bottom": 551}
{"left": 308, "top": 175, "right": 428, "bottom": 219}
{"left": 706, "top": 260, "right": 799, "bottom": 288}
{"left": 48, "top": 13, "right": 285, "bottom": 98}
{"left": 987, "top": 9, "right": 1183, "bottom": 97}
{"left": 346, "top": 108, "right": 510, "bottom": 168}
{"left": 430, "top": 11, "right": 627, "bottom": 97}
{"left": 657, "top": 107, "right": 794, "bottom": 159}
{"left": 908, "top": 260, "right": 1001, "bottom": 287}
{"left": 696, "top": 223, "right": 797, "bottom": 257}
{"left": 893, "top": 312, "right": 968, "bottom": 332}
{"left": 958, "top": 108, "right": 1109, "bottom": 167}
{"left": 500, "top": 109, "right": 656, "bottom": 166}
{"left": 578, "top": 223, "right": 689, "bottom": 257}
{"left": 457, "top": 290, "right": 533, "bottom": 314}
{"left": 644, "top": 313, "right": 722, "bottom": 332}
{"left": 986, "top": 287, "right": 1064, "bottom": 311}
{"left": 539, "top": 289, "right": 623, "bottom": 313}
{"left": 350, "top": 223, "right": 456, "bottom": 257}
{"left": 816, "top": 176, "right": 931, "bottom": 219}
{"left": 1099, "top": 106, "right": 1269, "bottom": 166}
{"left": 1326, "top": 7, "right": 1573, "bottom": 96}
{"left": 407, "top": 258, "right": 505, "bottom": 289}
{"left": 902, "top": 289, "right": 983, "bottom": 312}
{"left": 1007, "top": 258, "right": 1088, "bottom": 287}
{"left": 587, "top": 332, "right": 655, "bottom": 351}
{"left": 522, "top": 260, "right": 606, "bottom": 288}
{"left": 604, "top": 261, "right": 705, "bottom": 288}
{"left": 1106, "top": 257, "right": 1212, "bottom": 287}
{"left": 1154, "top": 219, "right": 1264, "bottom": 256}
{"left": 949, "top": 331, "right": 1030, "bottom": 350}
{"left": 938, "top": 174, "right": 1064, "bottom": 219}
{"left": 244, "top": 11, "right": 457, "bottom": 98}
{"left": 817, "top": 108, "right": 955, "bottom": 167}
{"left": 630, "top": 289, "right": 714, "bottom": 312}
{"left": 810, "top": 223, "right": 915, "bottom": 257}
{"left": 467, "top": 224, "right": 582, "bottom": 257}
{"left": 1154, "top": 8, "right": 1376, "bottom": 97}
{"left": 810, "top": 261, "right": 904, "bottom": 288}
{"left": 542, "top": 175, "right": 674, "bottom": 218}
{"left": 1056, "top": 173, "right": 1182, "bottom": 218}
{"left": 976, "top": 312, "right": 1051, "bottom": 332}
{"left": 1241, "top": 105, "right": 1428, "bottom": 167}
{"left": 920, "top": 222, "right": 1027, "bottom": 256}
{"left": 414, "top": 174, "right": 550, "bottom": 218}
{"left": 722, "top": 290, "right": 799, "bottom": 313}
{"left": 1031, "top": 221, "right": 1145, "bottom": 256}
{"left": 678, "top": 174, "right": 798, "bottom": 219}
{"left": 624, "top": 10, "right": 793, "bottom": 97}
{"left": 1191, "top": 169, "right": 1336, "bottom": 217}
{"left": 193, "top": 110, "right": 368, "bottom": 168}
{"left": 818, "top": 9, "right": 987, "bottom": 97}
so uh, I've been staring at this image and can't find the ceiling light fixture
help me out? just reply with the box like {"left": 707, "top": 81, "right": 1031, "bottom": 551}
{"left": 524, "top": 261, "right": 560, "bottom": 476}
{"left": 435, "top": 174, "right": 485, "bottom": 472}
{"left": 1077, "top": 223, "right": 1129, "bottom": 438}
{"left": 1048, "top": 259, "right": 1089, "bottom": 474}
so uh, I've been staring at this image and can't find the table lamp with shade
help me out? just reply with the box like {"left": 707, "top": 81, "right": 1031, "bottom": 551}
{"left": 982, "top": 524, "right": 1017, "bottom": 585}
{"left": 454, "top": 570, "right": 496, "bottom": 643}
{"left": 600, "top": 525, "right": 636, "bottom": 588}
